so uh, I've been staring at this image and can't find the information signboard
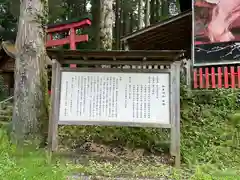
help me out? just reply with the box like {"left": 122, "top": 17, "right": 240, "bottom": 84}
{"left": 47, "top": 50, "right": 182, "bottom": 167}
{"left": 59, "top": 72, "right": 170, "bottom": 125}
{"left": 193, "top": 0, "right": 240, "bottom": 66}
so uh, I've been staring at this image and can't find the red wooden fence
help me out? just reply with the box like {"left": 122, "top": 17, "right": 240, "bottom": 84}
{"left": 193, "top": 66, "right": 240, "bottom": 89}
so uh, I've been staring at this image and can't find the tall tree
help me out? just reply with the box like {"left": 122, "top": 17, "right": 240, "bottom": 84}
{"left": 115, "top": 0, "right": 121, "bottom": 49}
{"left": 64, "top": 0, "right": 88, "bottom": 19}
{"left": 145, "top": 0, "right": 150, "bottom": 27}
{"left": 0, "top": 0, "right": 17, "bottom": 41}
{"left": 161, "top": 0, "right": 169, "bottom": 18}
{"left": 122, "top": 0, "right": 131, "bottom": 36}
{"left": 130, "top": 10, "right": 135, "bottom": 32}
{"left": 120, "top": 0, "right": 124, "bottom": 38}
{"left": 150, "top": 0, "right": 156, "bottom": 24}
{"left": 91, "top": 0, "right": 101, "bottom": 49}
{"left": 99, "top": 0, "right": 114, "bottom": 50}
{"left": 137, "top": 0, "right": 144, "bottom": 29}
{"left": 0, "top": 0, "right": 64, "bottom": 41}
{"left": 156, "top": 0, "right": 161, "bottom": 20}
{"left": 123, "top": 9, "right": 131, "bottom": 35}
{"left": 12, "top": 0, "right": 49, "bottom": 145}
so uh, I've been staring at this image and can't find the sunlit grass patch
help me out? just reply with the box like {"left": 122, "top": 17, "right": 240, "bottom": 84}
{"left": 0, "top": 129, "right": 68, "bottom": 180}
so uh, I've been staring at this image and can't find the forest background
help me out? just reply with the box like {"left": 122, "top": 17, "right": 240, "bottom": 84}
{"left": 0, "top": 0, "right": 239, "bottom": 179}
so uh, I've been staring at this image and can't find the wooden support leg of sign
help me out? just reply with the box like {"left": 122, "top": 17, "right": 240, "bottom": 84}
{"left": 185, "top": 59, "right": 191, "bottom": 88}
{"left": 170, "top": 61, "right": 181, "bottom": 168}
{"left": 175, "top": 61, "right": 181, "bottom": 168}
{"left": 48, "top": 59, "right": 61, "bottom": 152}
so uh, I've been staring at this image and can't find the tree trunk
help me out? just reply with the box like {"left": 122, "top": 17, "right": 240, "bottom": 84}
{"left": 130, "top": 11, "right": 134, "bottom": 32}
{"left": 161, "top": 0, "right": 169, "bottom": 18}
{"left": 99, "top": 0, "right": 114, "bottom": 50}
{"left": 91, "top": 0, "right": 101, "bottom": 49}
{"left": 122, "top": 4, "right": 130, "bottom": 36}
{"left": 83, "top": 0, "right": 87, "bottom": 14}
{"left": 145, "top": 0, "right": 150, "bottom": 27}
{"left": 12, "top": 0, "right": 49, "bottom": 146}
{"left": 124, "top": 11, "right": 130, "bottom": 35}
{"left": 137, "top": 0, "right": 144, "bottom": 29}
{"left": 150, "top": 0, "right": 155, "bottom": 24}
{"left": 120, "top": 0, "right": 125, "bottom": 49}
{"left": 156, "top": 0, "right": 161, "bottom": 20}
{"left": 115, "top": 0, "right": 121, "bottom": 49}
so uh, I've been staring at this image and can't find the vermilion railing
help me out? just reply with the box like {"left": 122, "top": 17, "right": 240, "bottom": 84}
{"left": 193, "top": 66, "right": 240, "bottom": 89}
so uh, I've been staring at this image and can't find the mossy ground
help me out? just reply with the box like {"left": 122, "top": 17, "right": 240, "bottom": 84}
{"left": 0, "top": 88, "right": 240, "bottom": 179}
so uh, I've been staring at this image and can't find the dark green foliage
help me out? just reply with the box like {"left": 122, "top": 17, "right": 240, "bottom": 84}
{"left": 0, "top": 75, "right": 8, "bottom": 101}
{"left": 0, "top": 75, "right": 11, "bottom": 138}
{"left": 59, "top": 85, "right": 240, "bottom": 171}
{"left": 180, "top": 86, "right": 240, "bottom": 166}
{"left": 0, "top": 0, "right": 17, "bottom": 41}
{"left": 1, "top": 121, "right": 12, "bottom": 142}
{"left": 0, "top": 129, "right": 68, "bottom": 180}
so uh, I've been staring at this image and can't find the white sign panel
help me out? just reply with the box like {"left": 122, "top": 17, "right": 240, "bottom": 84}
{"left": 59, "top": 72, "right": 170, "bottom": 125}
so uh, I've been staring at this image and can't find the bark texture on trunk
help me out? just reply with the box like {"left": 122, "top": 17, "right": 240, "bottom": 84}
{"left": 83, "top": 0, "right": 87, "bottom": 14}
{"left": 12, "top": 0, "right": 49, "bottom": 145}
{"left": 162, "top": 0, "right": 169, "bottom": 18}
{"left": 137, "top": 0, "right": 144, "bottom": 29}
{"left": 115, "top": 0, "right": 121, "bottom": 49}
{"left": 91, "top": 0, "right": 101, "bottom": 49}
{"left": 145, "top": 0, "right": 150, "bottom": 27}
{"left": 130, "top": 11, "right": 134, "bottom": 32}
{"left": 150, "top": 0, "right": 156, "bottom": 24}
{"left": 99, "top": 0, "right": 114, "bottom": 50}
{"left": 123, "top": 7, "right": 130, "bottom": 36}
{"left": 120, "top": 0, "right": 124, "bottom": 38}
{"left": 124, "top": 12, "right": 130, "bottom": 35}
{"left": 156, "top": 0, "right": 161, "bottom": 20}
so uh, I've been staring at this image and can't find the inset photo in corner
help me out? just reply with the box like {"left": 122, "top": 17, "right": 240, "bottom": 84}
{"left": 193, "top": 0, "right": 240, "bottom": 65}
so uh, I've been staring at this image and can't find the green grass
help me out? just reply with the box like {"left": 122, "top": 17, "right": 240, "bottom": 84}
{"left": 0, "top": 88, "right": 240, "bottom": 180}
{"left": 0, "top": 130, "right": 68, "bottom": 180}
{"left": 59, "top": 88, "right": 240, "bottom": 179}
{"left": 63, "top": 156, "right": 240, "bottom": 179}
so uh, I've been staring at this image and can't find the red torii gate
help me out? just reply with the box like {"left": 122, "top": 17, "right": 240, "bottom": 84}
{"left": 46, "top": 17, "right": 91, "bottom": 67}
{"left": 46, "top": 18, "right": 91, "bottom": 49}
{"left": 46, "top": 18, "right": 91, "bottom": 94}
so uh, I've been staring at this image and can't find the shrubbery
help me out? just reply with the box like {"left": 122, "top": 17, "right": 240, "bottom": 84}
{"left": 181, "top": 87, "right": 240, "bottom": 166}
{"left": 0, "top": 130, "right": 68, "bottom": 180}
{"left": 0, "top": 75, "right": 7, "bottom": 101}
{"left": 59, "top": 85, "right": 240, "bottom": 177}
{"left": 0, "top": 77, "right": 240, "bottom": 179}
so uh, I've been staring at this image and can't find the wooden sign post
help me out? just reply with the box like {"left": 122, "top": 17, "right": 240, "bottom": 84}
{"left": 47, "top": 50, "right": 183, "bottom": 167}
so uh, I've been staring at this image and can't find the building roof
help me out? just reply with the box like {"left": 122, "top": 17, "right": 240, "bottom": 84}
{"left": 0, "top": 41, "right": 52, "bottom": 65}
{"left": 1, "top": 41, "right": 16, "bottom": 59}
{"left": 121, "top": 10, "right": 192, "bottom": 54}
{"left": 47, "top": 49, "right": 185, "bottom": 65}
{"left": 0, "top": 42, "right": 185, "bottom": 71}
{"left": 48, "top": 16, "right": 92, "bottom": 29}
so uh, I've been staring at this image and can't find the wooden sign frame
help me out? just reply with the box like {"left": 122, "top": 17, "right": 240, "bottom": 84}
{"left": 47, "top": 50, "right": 182, "bottom": 167}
